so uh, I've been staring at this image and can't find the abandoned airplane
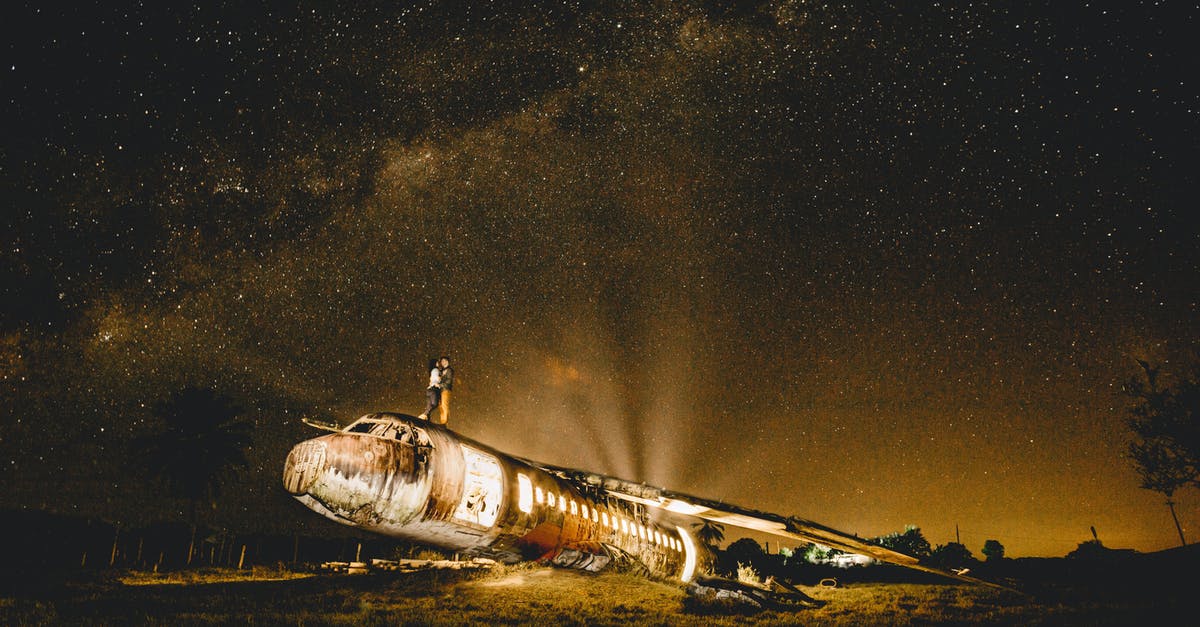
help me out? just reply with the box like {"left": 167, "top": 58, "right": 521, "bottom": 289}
{"left": 282, "top": 412, "right": 977, "bottom": 588}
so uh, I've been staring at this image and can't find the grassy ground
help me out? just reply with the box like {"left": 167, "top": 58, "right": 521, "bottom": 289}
{"left": 0, "top": 563, "right": 1186, "bottom": 625}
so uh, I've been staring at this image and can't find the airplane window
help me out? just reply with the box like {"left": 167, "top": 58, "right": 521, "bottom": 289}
{"left": 348, "top": 421, "right": 376, "bottom": 433}
{"left": 580, "top": 504, "right": 588, "bottom": 519}
{"left": 601, "top": 512, "right": 609, "bottom": 527}
{"left": 535, "top": 486, "right": 545, "bottom": 505}
{"left": 517, "top": 474, "right": 533, "bottom": 514}
{"left": 569, "top": 500, "right": 578, "bottom": 516}
{"left": 558, "top": 496, "right": 567, "bottom": 513}
{"left": 592, "top": 509, "right": 599, "bottom": 523}
{"left": 620, "top": 519, "right": 628, "bottom": 534}
{"left": 547, "top": 492, "right": 556, "bottom": 508}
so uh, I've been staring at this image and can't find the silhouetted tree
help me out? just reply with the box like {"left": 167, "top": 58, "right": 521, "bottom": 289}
{"left": 981, "top": 539, "right": 1005, "bottom": 562}
{"left": 1124, "top": 360, "right": 1198, "bottom": 547}
{"left": 873, "top": 525, "right": 931, "bottom": 559}
{"left": 692, "top": 519, "right": 725, "bottom": 549}
{"left": 717, "top": 537, "right": 765, "bottom": 577}
{"left": 927, "top": 542, "right": 976, "bottom": 569}
{"left": 134, "top": 386, "right": 251, "bottom": 564}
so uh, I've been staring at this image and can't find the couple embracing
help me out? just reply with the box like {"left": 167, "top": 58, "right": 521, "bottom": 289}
{"left": 418, "top": 356, "right": 454, "bottom": 424}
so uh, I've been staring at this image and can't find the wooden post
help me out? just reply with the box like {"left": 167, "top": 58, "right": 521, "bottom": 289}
{"left": 355, "top": 543, "right": 362, "bottom": 563}
{"left": 187, "top": 526, "right": 196, "bottom": 565}
{"left": 955, "top": 524, "right": 960, "bottom": 545}
{"left": 110, "top": 526, "right": 120, "bottom": 566}
{"left": 238, "top": 544, "right": 247, "bottom": 569}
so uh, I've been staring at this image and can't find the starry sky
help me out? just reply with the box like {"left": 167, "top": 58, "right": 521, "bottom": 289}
{"left": 3, "top": 1, "right": 1197, "bottom": 557}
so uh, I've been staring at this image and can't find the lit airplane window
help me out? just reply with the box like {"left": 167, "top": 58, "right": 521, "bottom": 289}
{"left": 601, "top": 512, "right": 609, "bottom": 526}
{"left": 621, "top": 519, "right": 629, "bottom": 534}
{"left": 517, "top": 474, "right": 533, "bottom": 514}
{"left": 569, "top": 500, "right": 578, "bottom": 516}
{"left": 547, "top": 492, "right": 556, "bottom": 508}
{"left": 535, "top": 486, "right": 544, "bottom": 505}
{"left": 592, "top": 508, "right": 599, "bottom": 523}
{"left": 558, "top": 495, "right": 567, "bottom": 512}
{"left": 581, "top": 504, "right": 589, "bottom": 519}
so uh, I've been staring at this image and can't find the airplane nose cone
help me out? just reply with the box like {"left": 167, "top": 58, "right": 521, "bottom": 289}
{"left": 283, "top": 438, "right": 327, "bottom": 495}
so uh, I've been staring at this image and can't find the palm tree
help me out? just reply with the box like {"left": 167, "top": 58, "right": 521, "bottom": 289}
{"left": 692, "top": 519, "right": 726, "bottom": 549}
{"left": 135, "top": 386, "right": 252, "bottom": 564}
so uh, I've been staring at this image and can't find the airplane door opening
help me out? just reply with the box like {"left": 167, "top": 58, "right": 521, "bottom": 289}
{"left": 454, "top": 445, "right": 503, "bottom": 528}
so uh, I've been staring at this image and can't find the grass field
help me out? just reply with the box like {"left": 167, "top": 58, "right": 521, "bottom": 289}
{"left": 0, "top": 562, "right": 1187, "bottom": 625}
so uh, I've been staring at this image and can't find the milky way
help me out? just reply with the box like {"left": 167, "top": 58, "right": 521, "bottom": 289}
{"left": 3, "top": 1, "right": 1197, "bottom": 556}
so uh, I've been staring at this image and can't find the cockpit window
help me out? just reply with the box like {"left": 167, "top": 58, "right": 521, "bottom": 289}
{"left": 345, "top": 417, "right": 431, "bottom": 447}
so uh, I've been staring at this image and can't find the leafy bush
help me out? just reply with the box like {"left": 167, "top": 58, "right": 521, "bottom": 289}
{"left": 873, "top": 526, "right": 932, "bottom": 559}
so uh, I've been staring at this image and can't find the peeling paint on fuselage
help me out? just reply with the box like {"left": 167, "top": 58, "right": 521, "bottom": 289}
{"left": 283, "top": 413, "right": 691, "bottom": 579}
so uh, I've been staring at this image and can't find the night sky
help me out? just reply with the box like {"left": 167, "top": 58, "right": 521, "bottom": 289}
{"left": 3, "top": 1, "right": 1197, "bottom": 557}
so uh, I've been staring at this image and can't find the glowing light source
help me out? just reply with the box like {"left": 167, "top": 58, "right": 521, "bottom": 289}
{"left": 676, "top": 525, "right": 697, "bottom": 582}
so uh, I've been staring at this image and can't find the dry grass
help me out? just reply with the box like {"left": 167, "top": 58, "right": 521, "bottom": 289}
{"left": 0, "top": 564, "right": 1184, "bottom": 625}
{"left": 119, "top": 566, "right": 315, "bottom": 586}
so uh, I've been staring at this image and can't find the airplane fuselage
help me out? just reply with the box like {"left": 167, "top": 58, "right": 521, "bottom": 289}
{"left": 283, "top": 413, "right": 697, "bottom": 580}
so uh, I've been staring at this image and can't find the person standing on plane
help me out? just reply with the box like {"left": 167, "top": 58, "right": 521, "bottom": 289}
{"left": 435, "top": 356, "right": 454, "bottom": 425}
{"left": 417, "top": 357, "right": 441, "bottom": 421}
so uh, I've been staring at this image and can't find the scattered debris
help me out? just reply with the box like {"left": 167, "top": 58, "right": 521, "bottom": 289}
{"left": 318, "top": 558, "right": 494, "bottom": 575}
{"left": 687, "top": 574, "right": 826, "bottom": 611}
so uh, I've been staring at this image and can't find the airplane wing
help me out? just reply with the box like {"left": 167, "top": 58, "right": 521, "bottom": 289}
{"left": 524, "top": 460, "right": 1011, "bottom": 590}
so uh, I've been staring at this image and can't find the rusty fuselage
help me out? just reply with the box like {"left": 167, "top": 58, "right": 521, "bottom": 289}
{"left": 283, "top": 413, "right": 695, "bottom": 580}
